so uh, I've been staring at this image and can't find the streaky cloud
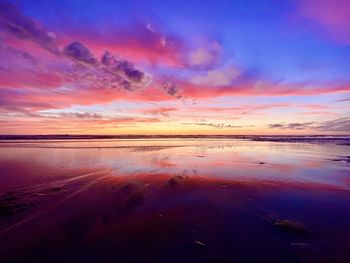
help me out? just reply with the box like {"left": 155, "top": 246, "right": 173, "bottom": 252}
{"left": 268, "top": 118, "right": 350, "bottom": 132}
{"left": 0, "top": 1, "right": 59, "bottom": 54}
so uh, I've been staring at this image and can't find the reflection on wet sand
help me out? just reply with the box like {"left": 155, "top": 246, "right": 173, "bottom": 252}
{"left": 0, "top": 138, "right": 350, "bottom": 262}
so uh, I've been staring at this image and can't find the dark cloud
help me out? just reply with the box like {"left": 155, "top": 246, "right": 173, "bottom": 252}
{"left": 59, "top": 112, "right": 103, "bottom": 119}
{"left": 0, "top": 1, "right": 191, "bottom": 101}
{"left": 268, "top": 118, "right": 350, "bottom": 132}
{"left": 0, "top": 1, "right": 59, "bottom": 54}
{"left": 336, "top": 98, "right": 350, "bottom": 102}
{"left": 268, "top": 124, "right": 284, "bottom": 129}
{"left": 63, "top": 41, "right": 97, "bottom": 65}
{"left": 161, "top": 82, "right": 182, "bottom": 97}
{"left": 316, "top": 118, "right": 350, "bottom": 132}
{"left": 63, "top": 46, "right": 151, "bottom": 91}
{"left": 0, "top": 1, "right": 154, "bottom": 93}
{"left": 268, "top": 122, "right": 315, "bottom": 130}
{"left": 160, "top": 82, "right": 196, "bottom": 104}
{"left": 288, "top": 122, "right": 315, "bottom": 130}
{"left": 183, "top": 122, "right": 242, "bottom": 129}
{"left": 125, "top": 68, "right": 144, "bottom": 83}
{"left": 101, "top": 51, "right": 145, "bottom": 83}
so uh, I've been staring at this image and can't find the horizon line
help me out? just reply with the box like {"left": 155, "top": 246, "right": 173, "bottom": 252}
{"left": 1, "top": 134, "right": 349, "bottom": 138}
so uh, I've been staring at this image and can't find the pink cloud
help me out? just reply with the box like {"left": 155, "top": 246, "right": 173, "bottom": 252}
{"left": 296, "top": 111, "right": 340, "bottom": 116}
{"left": 187, "top": 41, "right": 223, "bottom": 70}
{"left": 190, "top": 66, "right": 240, "bottom": 86}
{"left": 58, "top": 22, "right": 186, "bottom": 67}
{"left": 141, "top": 107, "right": 178, "bottom": 116}
{"left": 0, "top": 1, "right": 59, "bottom": 54}
{"left": 298, "top": 0, "right": 350, "bottom": 43}
{"left": 173, "top": 80, "right": 350, "bottom": 99}
{"left": 1, "top": 0, "right": 349, "bottom": 131}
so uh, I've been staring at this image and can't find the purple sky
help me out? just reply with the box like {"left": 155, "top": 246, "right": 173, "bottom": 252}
{"left": 0, "top": 0, "right": 349, "bottom": 134}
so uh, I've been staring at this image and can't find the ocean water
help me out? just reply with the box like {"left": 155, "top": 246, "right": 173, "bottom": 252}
{"left": 0, "top": 138, "right": 350, "bottom": 262}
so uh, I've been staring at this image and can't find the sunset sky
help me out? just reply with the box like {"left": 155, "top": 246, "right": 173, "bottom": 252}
{"left": 0, "top": 0, "right": 349, "bottom": 135}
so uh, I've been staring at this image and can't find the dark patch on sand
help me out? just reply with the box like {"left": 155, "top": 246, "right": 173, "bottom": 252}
{"left": 274, "top": 219, "right": 310, "bottom": 236}
{"left": 119, "top": 183, "right": 136, "bottom": 196}
{"left": 119, "top": 192, "right": 145, "bottom": 216}
{"left": 0, "top": 191, "right": 42, "bottom": 217}
{"left": 64, "top": 213, "right": 96, "bottom": 241}
{"left": 167, "top": 175, "right": 185, "bottom": 187}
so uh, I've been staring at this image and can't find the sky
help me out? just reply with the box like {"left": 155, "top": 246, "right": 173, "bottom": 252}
{"left": 0, "top": 0, "right": 349, "bottom": 135}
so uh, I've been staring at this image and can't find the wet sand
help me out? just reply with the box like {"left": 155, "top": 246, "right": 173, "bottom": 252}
{"left": 0, "top": 138, "right": 350, "bottom": 262}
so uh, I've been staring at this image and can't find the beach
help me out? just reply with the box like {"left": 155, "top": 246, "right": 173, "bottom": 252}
{"left": 0, "top": 137, "right": 350, "bottom": 262}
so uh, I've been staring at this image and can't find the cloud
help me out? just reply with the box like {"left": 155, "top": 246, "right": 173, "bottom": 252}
{"left": 298, "top": 0, "right": 350, "bottom": 43}
{"left": 268, "top": 122, "right": 317, "bottom": 130}
{"left": 0, "top": 43, "right": 40, "bottom": 65}
{"left": 64, "top": 41, "right": 97, "bottom": 65}
{"left": 187, "top": 41, "right": 223, "bottom": 70}
{"left": 0, "top": 2, "right": 154, "bottom": 94}
{"left": 65, "top": 22, "right": 225, "bottom": 70}
{"left": 101, "top": 51, "right": 147, "bottom": 84}
{"left": 268, "top": 117, "right": 350, "bottom": 132}
{"left": 63, "top": 21, "right": 186, "bottom": 66}
{"left": 288, "top": 122, "right": 315, "bottom": 130}
{"left": 63, "top": 43, "right": 152, "bottom": 91}
{"left": 315, "top": 117, "right": 350, "bottom": 132}
{"left": 190, "top": 66, "right": 240, "bottom": 86}
{"left": 0, "top": 109, "right": 163, "bottom": 134}
{"left": 268, "top": 124, "right": 284, "bottom": 129}
{"left": 190, "top": 48, "right": 214, "bottom": 65}
{"left": 0, "top": 1, "right": 59, "bottom": 54}
{"left": 175, "top": 78, "right": 350, "bottom": 99}
{"left": 296, "top": 111, "right": 339, "bottom": 116}
{"left": 58, "top": 112, "right": 103, "bottom": 119}
{"left": 161, "top": 82, "right": 182, "bottom": 97}
{"left": 142, "top": 107, "right": 177, "bottom": 117}
{"left": 57, "top": 114, "right": 161, "bottom": 124}
{"left": 183, "top": 122, "right": 242, "bottom": 129}
{"left": 336, "top": 98, "right": 350, "bottom": 102}
{"left": 159, "top": 82, "right": 197, "bottom": 105}
{"left": 1, "top": 0, "right": 349, "bottom": 135}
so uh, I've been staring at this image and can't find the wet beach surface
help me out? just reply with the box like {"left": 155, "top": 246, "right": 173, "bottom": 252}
{"left": 0, "top": 138, "right": 350, "bottom": 262}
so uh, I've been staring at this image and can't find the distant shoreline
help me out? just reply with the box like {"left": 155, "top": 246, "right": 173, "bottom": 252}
{"left": 0, "top": 134, "right": 349, "bottom": 145}
{"left": 0, "top": 134, "right": 349, "bottom": 139}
